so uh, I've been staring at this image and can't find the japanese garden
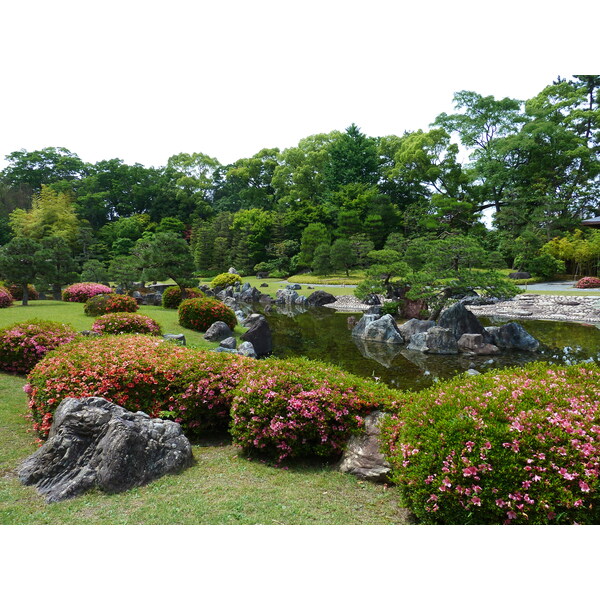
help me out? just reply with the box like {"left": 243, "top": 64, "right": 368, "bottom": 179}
{"left": 1, "top": 75, "right": 599, "bottom": 525}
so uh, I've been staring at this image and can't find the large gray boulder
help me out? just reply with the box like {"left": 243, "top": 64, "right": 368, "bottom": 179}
{"left": 457, "top": 333, "right": 499, "bottom": 355}
{"left": 19, "top": 397, "right": 193, "bottom": 503}
{"left": 275, "top": 288, "right": 299, "bottom": 305}
{"left": 240, "top": 314, "right": 272, "bottom": 356}
{"left": 407, "top": 327, "right": 458, "bottom": 354}
{"left": 351, "top": 314, "right": 403, "bottom": 344}
{"left": 438, "top": 302, "right": 490, "bottom": 341}
{"left": 338, "top": 412, "right": 391, "bottom": 482}
{"left": 485, "top": 323, "right": 540, "bottom": 351}
{"left": 306, "top": 290, "right": 337, "bottom": 306}
{"left": 204, "top": 321, "right": 234, "bottom": 342}
{"left": 397, "top": 318, "right": 436, "bottom": 340}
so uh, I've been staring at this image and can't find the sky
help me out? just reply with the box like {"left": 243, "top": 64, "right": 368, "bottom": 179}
{"left": 1, "top": 0, "right": 598, "bottom": 172}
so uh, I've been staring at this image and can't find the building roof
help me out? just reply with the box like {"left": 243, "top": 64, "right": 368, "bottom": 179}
{"left": 582, "top": 216, "right": 600, "bottom": 228}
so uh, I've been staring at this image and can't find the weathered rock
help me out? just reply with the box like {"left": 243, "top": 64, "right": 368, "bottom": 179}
{"left": 239, "top": 287, "right": 262, "bottom": 303}
{"left": 485, "top": 323, "right": 540, "bottom": 351}
{"left": 364, "top": 305, "right": 382, "bottom": 315}
{"left": 397, "top": 318, "right": 436, "bottom": 340}
{"left": 338, "top": 412, "right": 391, "bottom": 482}
{"left": 260, "top": 283, "right": 269, "bottom": 288}
{"left": 286, "top": 283, "right": 302, "bottom": 290}
{"left": 228, "top": 267, "right": 239, "bottom": 274}
{"left": 237, "top": 341, "right": 257, "bottom": 358}
{"left": 408, "top": 327, "right": 458, "bottom": 354}
{"left": 240, "top": 314, "right": 272, "bottom": 356}
{"left": 508, "top": 271, "right": 531, "bottom": 279}
{"left": 275, "top": 288, "right": 299, "bottom": 305}
{"left": 162, "top": 333, "right": 186, "bottom": 345}
{"left": 204, "top": 321, "right": 234, "bottom": 342}
{"left": 306, "top": 290, "right": 337, "bottom": 306}
{"left": 438, "top": 302, "right": 490, "bottom": 341}
{"left": 364, "top": 293, "right": 381, "bottom": 306}
{"left": 18, "top": 397, "right": 193, "bottom": 503}
{"left": 350, "top": 314, "right": 378, "bottom": 338}
{"left": 457, "top": 333, "right": 499, "bottom": 355}
{"left": 219, "top": 336, "right": 237, "bottom": 349}
{"left": 406, "top": 331, "right": 429, "bottom": 352}
{"left": 359, "top": 314, "right": 404, "bottom": 344}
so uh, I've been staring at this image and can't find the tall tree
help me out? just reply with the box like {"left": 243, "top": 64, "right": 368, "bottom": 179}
{"left": 34, "top": 236, "right": 79, "bottom": 300}
{"left": 0, "top": 237, "right": 42, "bottom": 305}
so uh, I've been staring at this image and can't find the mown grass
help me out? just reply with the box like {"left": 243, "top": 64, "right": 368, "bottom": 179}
{"left": 0, "top": 372, "right": 411, "bottom": 524}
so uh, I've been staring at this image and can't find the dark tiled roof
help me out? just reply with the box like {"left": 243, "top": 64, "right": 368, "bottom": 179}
{"left": 582, "top": 216, "right": 600, "bottom": 227}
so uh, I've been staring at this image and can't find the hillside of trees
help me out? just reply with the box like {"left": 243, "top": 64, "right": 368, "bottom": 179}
{"left": 1, "top": 75, "right": 599, "bottom": 297}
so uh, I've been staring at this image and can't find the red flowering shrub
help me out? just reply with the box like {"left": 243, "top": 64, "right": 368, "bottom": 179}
{"left": 162, "top": 286, "right": 205, "bottom": 309}
{"left": 26, "top": 335, "right": 253, "bottom": 439}
{"left": 91, "top": 313, "right": 162, "bottom": 336}
{"left": 62, "top": 282, "right": 112, "bottom": 302}
{"left": 0, "top": 319, "right": 78, "bottom": 374}
{"left": 84, "top": 293, "right": 138, "bottom": 317}
{"left": 380, "top": 362, "right": 600, "bottom": 525}
{"left": 0, "top": 286, "right": 13, "bottom": 308}
{"left": 229, "top": 357, "right": 395, "bottom": 463}
{"left": 575, "top": 276, "right": 600, "bottom": 289}
{"left": 178, "top": 297, "right": 236, "bottom": 332}
{"left": 5, "top": 283, "right": 39, "bottom": 301}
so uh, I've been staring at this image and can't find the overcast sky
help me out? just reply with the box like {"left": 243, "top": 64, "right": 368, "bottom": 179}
{"left": 1, "top": 0, "right": 598, "bottom": 172}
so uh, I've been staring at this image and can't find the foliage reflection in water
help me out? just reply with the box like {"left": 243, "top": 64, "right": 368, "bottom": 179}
{"left": 263, "top": 306, "right": 600, "bottom": 391}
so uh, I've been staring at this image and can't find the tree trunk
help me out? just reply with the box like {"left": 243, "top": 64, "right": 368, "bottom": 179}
{"left": 53, "top": 283, "right": 62, "bottom": 301}
{"left": 21, "top": 283, "right": 29, "bottom": 306}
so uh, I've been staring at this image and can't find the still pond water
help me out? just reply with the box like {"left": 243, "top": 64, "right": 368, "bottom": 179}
{"left": 262, "top": 306, "right": 600, "bottom": 391}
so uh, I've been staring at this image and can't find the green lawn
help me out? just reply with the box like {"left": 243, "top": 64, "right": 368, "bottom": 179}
{"left": 0, "top": 299, "right": 411, "bottom": 524}
{"left": 0, "top": 372, "right": 410, "bottom": 524}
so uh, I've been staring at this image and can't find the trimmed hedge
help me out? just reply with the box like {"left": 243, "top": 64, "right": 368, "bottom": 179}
{"left": 380, "top": 362, "right": 600, "bottom": 525}
{"left": 26, "top": 335, "right": 253, "bottom": 439}
{"left": 0, "top": 319, "right": 78, "bottom": 374}
{"left": 92, "top": 313, "right": 162, "bottom": 336}
{"left": 63, "top": 282, "right": 113, "bottom": 302}
{"left": 84, "top": 293, "right": 138, "bottom": 317}
{"left": 575, "top": 276, "right": 600, "bottom": 289}
{"left": 162, "top": 286, "right": 205, "bottom": 309}
{"left": 178, "top": 297, "right": 236, "bottom": 332}
{"left": 210, "top": 272, "right": 242, "bottom": 288}
{"left": 230, "top": 357, "right": 395, "bottom": 462}
{"left": 0, "top": 286, "right": 13, "bottom": 308}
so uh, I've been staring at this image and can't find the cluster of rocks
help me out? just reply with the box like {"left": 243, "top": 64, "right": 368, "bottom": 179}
{"left": 351, "top": 302, "right": 539, "bottom": 355}
{"left": 19, "top": 397, "right": 193, "bottom": 503}
{"left": 205, "top": 313, "right": 273, "bottom": 358}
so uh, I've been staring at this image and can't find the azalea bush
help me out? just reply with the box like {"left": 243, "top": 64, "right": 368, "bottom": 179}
{"left": 4, "top": 283, "right": 39, "bottom": 301}
{"left": 210, "top": 272, "right": 242, "bottom": 289}
{"left": 84, "top": 293, "right": 138, "bottom": 317}
{"left": 230, "top": 357, "right": 396, "bottom": 463}
{"left": 0, "top": 286, "right": 13, "bottom": 308}
{"left": 0, "top": 319, "right": 78, "bottom": 374}
{"left": 62, "top": 282, "right": 112, "bottom": 302}
{"left": 92, "top": 313, "right": 162, "bottom": 336}
{"left": 380, "top": 362, "right": 600, "bottom": 525}
{"left": 575, "top": 276, "right": 600, "bottom": 289}
{"left": 178, "top": 297, "right": 236, "bottom": 332}
{"left": 26, "top": 335, "right": 252, "bottom": 439}
{"left": 162, "top": 286, "right": 205, "bottom": 309}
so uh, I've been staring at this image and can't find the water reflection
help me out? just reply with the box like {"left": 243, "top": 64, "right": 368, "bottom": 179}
{"left": 256, "top": 305, "right": 600, "bottom": 391}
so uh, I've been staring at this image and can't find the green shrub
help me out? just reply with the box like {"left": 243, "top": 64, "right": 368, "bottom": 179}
{"left": 0, "top": 286, "right": 13, "bottom": 308}
{"left": 84, "top": 293, "right": 138, "bottom": 317}
{"left": 210, "top": 272, "right": 242, "bottom": 288}
{"left": 0, "top": 319, "right": 77, "bottom": 374}
{"left": 178, "top": 297, "right": 236, "bottom": 332}
{"left": 381, "top": 301, "right": 402, "bottom": 316}
{"left": 92, "top": 313, "right": 162, "bottom": 336}
{"left": 380, "top": 362, "right": 600, "bottom": 525}
{"left": 25, "top": 335, "right": 253, "bottom": 439}
{"left": 161, "top": 286, "right": 205, "bottom": 309}
{"left": 230, "top": 357, "right": 396, "bottom": 463}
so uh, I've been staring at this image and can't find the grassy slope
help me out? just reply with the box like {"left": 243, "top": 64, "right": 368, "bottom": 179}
{"left": 0, "top": 300, "right": 410, "bottom": 525}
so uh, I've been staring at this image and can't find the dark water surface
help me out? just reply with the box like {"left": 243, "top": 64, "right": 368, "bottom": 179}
{"left": 262, "top": 306, "right": 600, "bottom": 391}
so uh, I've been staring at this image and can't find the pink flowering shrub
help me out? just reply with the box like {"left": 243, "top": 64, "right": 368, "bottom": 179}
{"left": 26, "top": 335, "right": 253, "bottom": 439}
{"left": 91, "top": 313, "right": 162, "bottom": 336}
{"left": 162, "top": 286, "right": 205, "bottom": 309}
{"left": 84, "top": 293, "right": 138, "bottom": 317}
{"left": 575, "top": 276, "right": 600, "bottom": 289}
{"left": 62, "top": 282, "right": 112, "bottom": 302}
{"left": 0, "top": 286, "right": 13, "bottom": 308}
{"left": 380, "top": 362, "right": 600, "bottom": 525}
{"left": 0, "top": 319, "right": 78, "bottom": 374}
{"left": 230, "top": 357, "right": 395, "bottom": 463}
{"left": 178, "top": 297, "right": 236, "bottom": 332}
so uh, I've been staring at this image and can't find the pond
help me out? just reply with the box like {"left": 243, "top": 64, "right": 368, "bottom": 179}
{"left": 261, "top": 306, "right": 600, "bottom": 391}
